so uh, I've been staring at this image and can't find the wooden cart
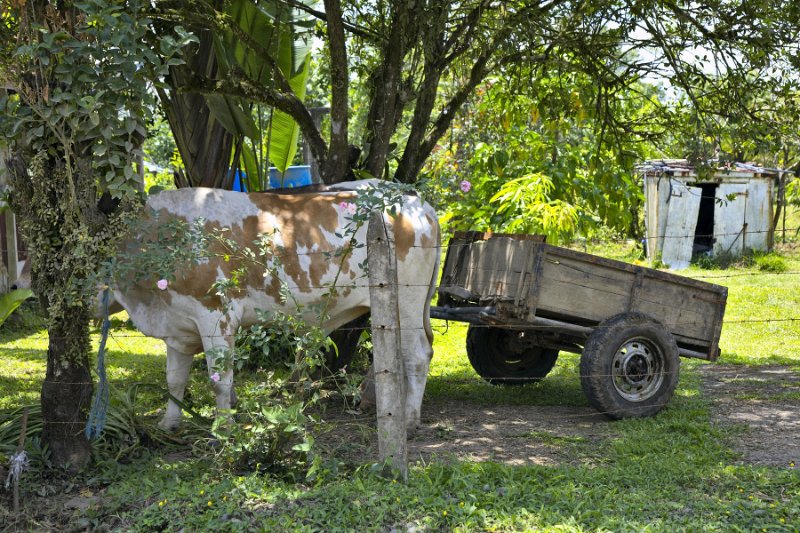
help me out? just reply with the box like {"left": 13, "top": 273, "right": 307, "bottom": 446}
{"left": 431, "top": 232, "right": 728, "bottom": 418}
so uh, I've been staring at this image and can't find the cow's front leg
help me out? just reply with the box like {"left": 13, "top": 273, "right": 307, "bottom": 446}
{"left": 201, "top": 334, "right": 236, "bottom": 420}
{"left": 159, "top": 345, "right": 194, "bottom": 431}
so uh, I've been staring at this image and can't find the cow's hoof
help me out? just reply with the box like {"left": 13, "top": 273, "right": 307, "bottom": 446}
{"left": 358, "top": 374, "right": 376, "bottom": 407}
{"left": 157, "top": 417, "right": 181, "bottom": 432}
{"left": 405, "top": 418, "right": 422, "bottom": 438}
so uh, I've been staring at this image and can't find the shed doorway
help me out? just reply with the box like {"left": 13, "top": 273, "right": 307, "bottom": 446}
{"left": 692, "top": 183, "right": 718, "bottom": 255}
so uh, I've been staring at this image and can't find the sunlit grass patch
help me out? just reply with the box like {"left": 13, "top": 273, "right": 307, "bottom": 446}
{"left": 1, "top": 237, "right": 800, "bottom": 531}
{"left": 428, "top": 321, "right": 586, "bottom": 407}
{"left": 0, "top": 320, "right": 48, "bottom": 409}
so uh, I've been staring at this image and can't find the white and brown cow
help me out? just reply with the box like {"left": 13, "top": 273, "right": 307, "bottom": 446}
{"left": 114, "top": 183, "right": 440, "bottom": 432}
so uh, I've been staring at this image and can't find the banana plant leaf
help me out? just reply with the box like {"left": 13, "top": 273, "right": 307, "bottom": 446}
{"left": 241, "top": 141, "right": 263, "bottom": 192}
{"left": 265, "top": 3, "right": 313, "bottom": 172}
{"left": 211, "top": 0, "right": 316, "bottom": 178}
{"left": 0, "top": 288, "right": 33, "bottom": 328}
{"left": 205, "top": 93, "right": 259, "bottom": 140}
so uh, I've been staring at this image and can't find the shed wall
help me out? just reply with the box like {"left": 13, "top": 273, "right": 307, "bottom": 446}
{"left": 644, "top": 173, "right": 773, "bottom": 269}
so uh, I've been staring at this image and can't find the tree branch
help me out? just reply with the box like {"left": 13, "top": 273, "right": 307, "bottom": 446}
{"left": 278, "top": 0, "right": 378, "bottom": 40}
{"left": 363, "top": 0, "right": 418, "bottom": 178}
{"left": 185, "top": 74, "right": 328, "bottom": 172}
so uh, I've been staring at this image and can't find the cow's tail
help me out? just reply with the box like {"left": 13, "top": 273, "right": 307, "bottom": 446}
{"left": 423, "top": 220, "right": 441, "bottom": 346}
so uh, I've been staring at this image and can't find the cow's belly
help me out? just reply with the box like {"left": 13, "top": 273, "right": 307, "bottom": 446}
{"left": 118, "top": 282, "right": 372, "bottom": 356}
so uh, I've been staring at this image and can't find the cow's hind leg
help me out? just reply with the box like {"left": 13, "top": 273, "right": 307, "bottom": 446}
{"left": 399, "top": 236, "right": 439, "bottom": 435}
{"left": 159, "top": 345, "right": 195, "bottom": 431}
{"left": 402, "top": 325, "right": 434, "bottom": 435}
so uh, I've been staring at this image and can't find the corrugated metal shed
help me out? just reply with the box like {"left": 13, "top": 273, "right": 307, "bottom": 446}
{"left": 640, "top": 159, "right": 778, "bottom": 269}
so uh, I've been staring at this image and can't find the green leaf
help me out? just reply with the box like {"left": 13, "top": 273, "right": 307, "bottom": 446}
{"left": 240, "top": 142, "right": 262, "bottom": 191}
{"left": 215, "top": 0, "right": 317, "bottom": 176}
{"left": 0, "top": 289, "right": 34, "bottom": 328}
{"left": 204, "top": 94, "right": 259, "bottom": 139}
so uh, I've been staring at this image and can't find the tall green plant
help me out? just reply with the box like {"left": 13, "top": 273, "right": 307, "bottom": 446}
{"left": 206, "top": 0, "right": 316, "bottom": 189}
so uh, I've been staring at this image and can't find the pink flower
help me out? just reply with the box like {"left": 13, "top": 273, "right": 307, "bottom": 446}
{"left": 156, "top": 279, "right": 168, "bottom": 290}
{"left": 339, "top": 201, "right": 357, "bottom": 215}
{"left": 460, "top": 180, "right": 472, "bottom": 193}
{"left": 210, "top": 372, "right": 221, "bottom": 382}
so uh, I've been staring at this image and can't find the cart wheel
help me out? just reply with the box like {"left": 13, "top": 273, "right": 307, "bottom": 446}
{"left": 580, "top": 313, "right": 679, "bottom": 419}
{"left": 466, "top": 326, "right": 559, "bottom": 386}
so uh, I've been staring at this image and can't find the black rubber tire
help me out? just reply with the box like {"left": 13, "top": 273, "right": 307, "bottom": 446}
{"left": 324, "top": 314, "right": 370, "bottom": 371}
{"left": 580, "top": 312, "right": 680, "bottom": 419}
{"left": 466, "top": 326, "right": 559, "bottom": 386}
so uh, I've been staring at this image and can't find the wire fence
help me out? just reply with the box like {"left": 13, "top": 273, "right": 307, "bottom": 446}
{"left": 2, "top": 222, "right": 799, "bottom": 433}
{"left": 2, "top": 223, "right": 799, "bottom": 256}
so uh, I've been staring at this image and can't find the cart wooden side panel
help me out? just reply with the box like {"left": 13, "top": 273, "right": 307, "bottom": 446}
{"left": 438, "top": 233, "right": 727, "bottom": 360}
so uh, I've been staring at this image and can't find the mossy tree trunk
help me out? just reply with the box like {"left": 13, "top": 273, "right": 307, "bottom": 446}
{"left": 1, "top": 2, "right": 186, "bottom": 471}
{"left": 40, "top": 305, "right": 93, "bottom": 468}
{"left": 7, "top": 153, "right": 130, "bottom": 470}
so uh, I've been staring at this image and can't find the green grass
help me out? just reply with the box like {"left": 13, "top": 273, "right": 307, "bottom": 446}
{"left": 2, "top": 239, "right": 800, "bottom": 531}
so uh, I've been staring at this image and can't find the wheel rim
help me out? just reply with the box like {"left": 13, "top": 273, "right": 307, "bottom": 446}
{"left": 611, "top": 337, "right": 665, "bottom": 402}
{"left": 487, "top": 329, "right": 543, "bottom": 376}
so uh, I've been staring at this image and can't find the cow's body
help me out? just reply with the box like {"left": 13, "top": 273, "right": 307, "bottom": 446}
{"left": 114, "top": 184, "right": 440, "bottom": 431}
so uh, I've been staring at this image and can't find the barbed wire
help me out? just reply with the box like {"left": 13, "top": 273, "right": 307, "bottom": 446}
{"left": 0, "top": 320, "right": 788, "bottom": 340}
{"left": 26, "top": 368, "right": 689, "bottom": 386}
{"left": 3, "top": 270, "right": 798, "bottom": 303}
{"left": 3, "top": 315, "right": 798, "bottom": 345}
{"left": 3, "top": 397, "right": 685, "bottom": 426}
{"left": 6, "top": 350, "right": 776, "bottom": 427}
{"left": 1, "top": 226, "right": 799, "bottom": 261}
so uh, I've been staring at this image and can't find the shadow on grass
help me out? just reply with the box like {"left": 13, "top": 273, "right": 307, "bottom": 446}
{"left": 425, "top": 352, "right": 587, "bottom": 408}
{"left": 86, "top": 387, "right": 798, "bottom": 533}
{"left": 0, "top": 373, "right": 42, "bottom": 410}
{"left": 0, "top": 345, "right": 47, "bottom": 364}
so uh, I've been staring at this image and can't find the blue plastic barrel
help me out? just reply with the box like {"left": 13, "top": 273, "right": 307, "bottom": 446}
{"left": 269, "top": 166, "right": 312, "bottom": 189}
{"left": 231, "top": 169, "right": 247, "bottom": 192}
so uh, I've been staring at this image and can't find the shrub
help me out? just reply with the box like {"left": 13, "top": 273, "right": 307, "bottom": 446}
{"left": 754, "top": 252, "right": 787, "bottom": 272}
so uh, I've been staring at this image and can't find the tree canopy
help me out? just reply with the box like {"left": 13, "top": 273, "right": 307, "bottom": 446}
{"left": 156, "top": 0, "right": 800, "bottom": 186}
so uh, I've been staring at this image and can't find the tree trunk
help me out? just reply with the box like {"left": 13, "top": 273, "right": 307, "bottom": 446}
{"left": 40, "top": 306, "right": 93, "bottom": 470}
{"left": 321, "top": 0, "right": 350, "bottom": 184}
{"left": 363, "top": 2, "right": 416, "bottom": 180}
{"left": 6, "top": 154, "right": 99, "bottom": 470}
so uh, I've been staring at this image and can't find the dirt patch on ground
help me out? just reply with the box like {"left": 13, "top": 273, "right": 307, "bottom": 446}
{"left": 321, "top": 364, "right": 800, "bottom": 468}
{"left": 410, "top": 401, "right": 609, "bottom": 466}
{"left": 698, "top": 364, "right": 800, "bottom": 467}
{"left": 318, "top": 400, "right": 612, "bottom": 467}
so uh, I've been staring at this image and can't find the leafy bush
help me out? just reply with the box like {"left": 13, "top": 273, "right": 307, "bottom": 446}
{"left": 207, "top": 380, "right": 314, "bottom": 475}
{"left": 692, "top": 249, "right": 787, "bottom": 271}
{"left": 425, "top": 74, "right": 652, "bottom": 243}
{"left": 234, "top": 312, "right": 301, "bottom": 371}
{"left": 754, "top": 252, "right": 787, "bottom": 272}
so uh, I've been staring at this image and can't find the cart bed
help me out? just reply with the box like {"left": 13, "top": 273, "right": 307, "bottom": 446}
{"left": 437, "top": 232, "right": 727, "bottom": 360}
